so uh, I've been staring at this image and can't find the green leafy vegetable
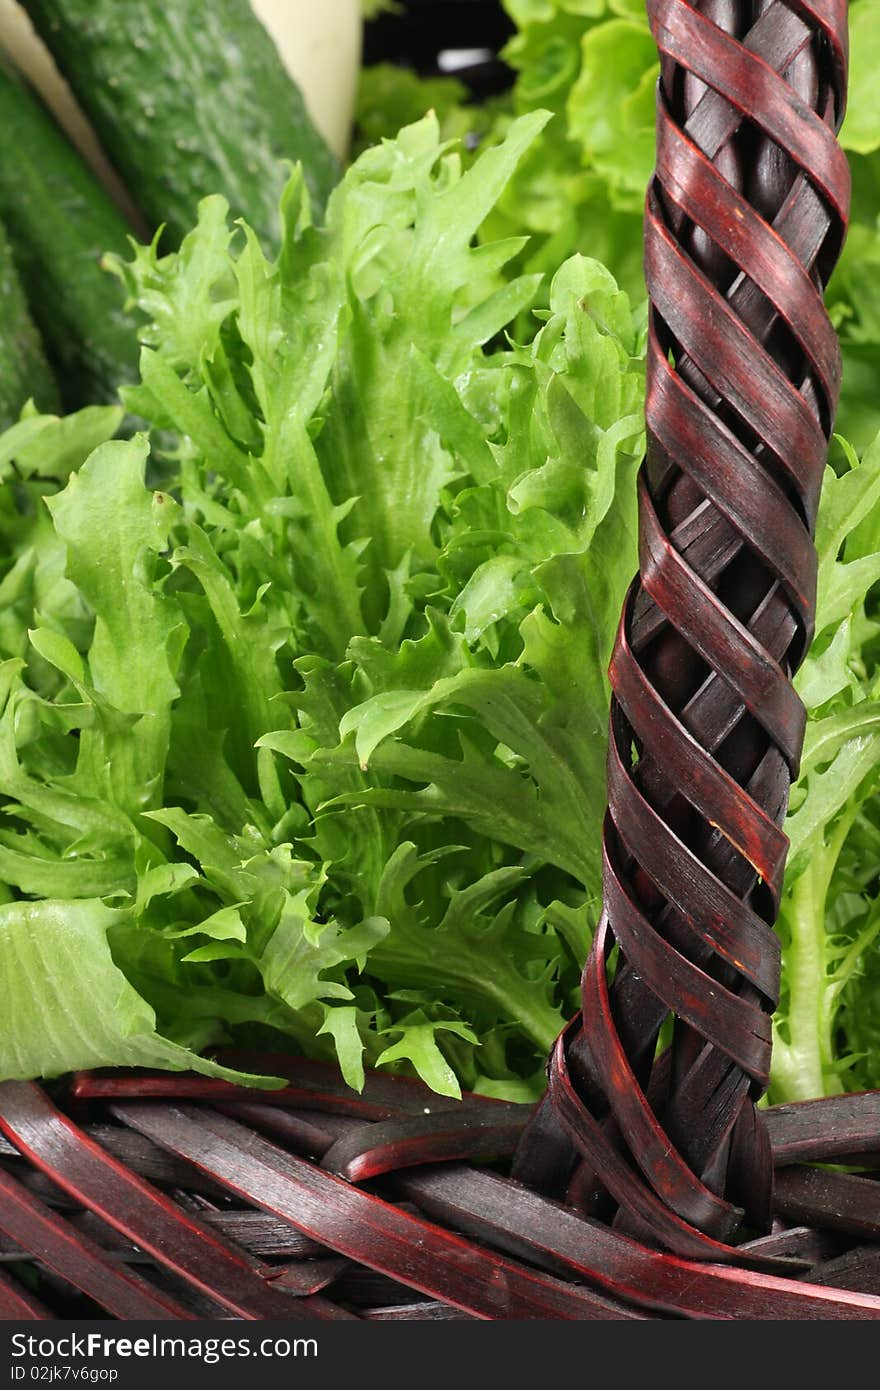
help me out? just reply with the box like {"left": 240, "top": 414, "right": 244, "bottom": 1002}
{"left": 355, "top": 0, "right": 656, "bottom": 310}
{"left": 354, "top": 0, "right": 880, "bottom": 452}
{"left": 4, "top": 49, "right": 880, "bottom": 1110}
{"left": 770, "top": 436, "right": 880, "bottom": 1101}
{"left": 0, "top": 896, "right": 270, "bottom": 1085}
{"left": 0, "top": 114, "right": 645, "bottom": 1098}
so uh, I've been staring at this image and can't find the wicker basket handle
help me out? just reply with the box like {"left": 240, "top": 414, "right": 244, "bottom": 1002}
{"left": 514, "top": 0, "right": 850, "bottom": 1255}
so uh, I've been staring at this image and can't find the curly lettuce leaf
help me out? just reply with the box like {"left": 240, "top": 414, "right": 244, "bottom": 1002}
{"left": 0, "top": 896, "right": 274, "bottom": 1085}
{"left": 355, "top": 0, "right": 880, "bottom": 455}
{"left": 771, "top": 435, "right": 880, "bottom": 1102}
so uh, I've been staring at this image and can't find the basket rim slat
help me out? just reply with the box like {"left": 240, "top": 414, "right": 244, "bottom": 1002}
{"left": 114, "top": 1100, "right": 645, "bottom": 1322}
{"left": 394, "top": 1165, "right": 880, "bottom": 1320}
{"left": 0, "top": 1081, "right": 348, "bottom": 1322}
{"left": 0, "top": 1163, "right": 192, "bottom": 1320}
{"left": 0, "top": 1263, "right": 53, "bottom": 1320}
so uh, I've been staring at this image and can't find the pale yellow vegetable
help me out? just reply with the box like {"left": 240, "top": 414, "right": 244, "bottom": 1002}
{"left": 252, "top": 0, "right": 361, "bottom": 159}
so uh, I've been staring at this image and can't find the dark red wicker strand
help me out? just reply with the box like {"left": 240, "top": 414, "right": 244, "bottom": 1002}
{"left": 513, "top": 0, "right": 850, "bottom": 1254}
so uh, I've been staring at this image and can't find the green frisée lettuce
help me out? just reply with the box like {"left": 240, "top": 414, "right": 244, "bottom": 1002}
{"left": 352, "top": 10, "right": 880, "bottom": 1105}
{"left": 0, "top": 113, "right": 646, "bottom": 1098}
{"left": 3, "top": 104, "right": 880, "bottom": 1106}
{"left": 356, "top": 0, "right": 652, "bottom": 307}
{"left": 771, "top": 436, "right": 880, "bottom": 1102}
{"left": 356, "top": 0, "right": 880, "bottom": 452}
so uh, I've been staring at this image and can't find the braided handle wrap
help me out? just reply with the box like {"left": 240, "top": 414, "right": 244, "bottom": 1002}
{"left": 514, "top": 0, "right": 850, "bottom": 1255}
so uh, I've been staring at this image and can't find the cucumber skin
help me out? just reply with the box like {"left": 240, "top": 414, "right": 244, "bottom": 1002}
{"left": 0, "top": 220, "right": 59, "bottom": 427}
{"left": 23, "top": 0, "right": 341, "bottom": 251}
{"left": 0, "top": 64, "right": 139, "bottom": 411}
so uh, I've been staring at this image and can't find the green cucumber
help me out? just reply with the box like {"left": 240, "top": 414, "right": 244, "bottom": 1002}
{"left": 0, "top": 219, "right": 59, "bottom": 427}
{"left": 22, "top": 0, "right": 341, "bottom": 250}
{"left": 0, "top": 60, "right": 139, "bottom": 410}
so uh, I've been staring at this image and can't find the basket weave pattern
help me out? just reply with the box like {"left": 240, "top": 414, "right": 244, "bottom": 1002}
{"left": 2, "top": 0, "right": 879, "bottom": 1322}
{"left": 3, "top": 1065, "right": 880, "bottom": 1319}
{"left": 514, "top": 0, "right": 851, "bottom": 1256}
